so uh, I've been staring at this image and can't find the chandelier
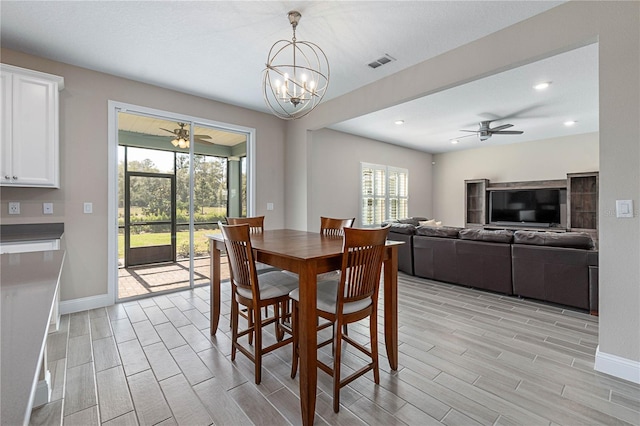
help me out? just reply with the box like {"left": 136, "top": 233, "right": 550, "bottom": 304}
{"left": 262, "top": 11, "right": 330, "bottom": 120}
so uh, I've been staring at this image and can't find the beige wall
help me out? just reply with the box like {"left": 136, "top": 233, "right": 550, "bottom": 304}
{"left": 0, "top": 48, "right": 286, "bottom": 302}
{"left": 433, "top": 132, "right": 599, "bottom": 227}
{"left": 1, "top": 1, "right": 638, "bottom": 379}
{"left": 288, "top": 2, "right": 639, "bottom": 373}
{"left": 308, "top": 128, "right": 433, "bottom": 231}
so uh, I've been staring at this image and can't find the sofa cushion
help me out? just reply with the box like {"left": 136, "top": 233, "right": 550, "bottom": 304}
{"left": 419, "top": 219, "right": 444, "bottom": 227}
{"left": 459, "top": 228, "right": 514, "bottom": 243}
{"left": 387, "top": 223, "right": 416, "bottom": 235}
{"left": 513, "top": 230, "right": 594, "bottom": 250}
{"left": 398, "top": 218, "right": 420, "bottom": 226}
{"left": 416, "top": 226, "right": 461, "bottom": 238}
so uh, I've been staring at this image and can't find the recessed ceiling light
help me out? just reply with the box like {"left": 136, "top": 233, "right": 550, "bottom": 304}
{"left": 394, "top": 120, "right": 404, "bottom": 125}
{"left": 533, "top": 81, "right": 551, "bottom": 91}
{"left": 450, "top": 139, "right": 459, "bottom": 144}
{"left": 564, "top": 120, "right": 577, "bottom": 126}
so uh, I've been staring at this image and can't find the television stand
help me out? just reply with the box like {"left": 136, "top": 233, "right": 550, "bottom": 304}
{"left": 494, "top": 221, "right": 551, "bottom": 228}
{"left": 485, "top": 223, "right": 567, "bottom": 233}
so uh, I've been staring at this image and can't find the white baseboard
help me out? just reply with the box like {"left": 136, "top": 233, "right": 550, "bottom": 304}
{"left": 594, "top": 345, "right": 640, "bottom": 384}
{"left": 32, "top": 370, "right": 51, "bottom": 408}
{"left": 60, "top": 293, "right": 113, "bottom": 315}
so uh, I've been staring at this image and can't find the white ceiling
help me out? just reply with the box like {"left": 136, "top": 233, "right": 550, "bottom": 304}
{"left": 0, "top": 1, "right": 597, "bottom": 154}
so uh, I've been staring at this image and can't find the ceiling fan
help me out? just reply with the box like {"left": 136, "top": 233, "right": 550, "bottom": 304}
{"left": 458, "top": 120, "right": 524, "bottom": 141}
{"left": 160, "top": 122, "right": 213, "bottom": 148}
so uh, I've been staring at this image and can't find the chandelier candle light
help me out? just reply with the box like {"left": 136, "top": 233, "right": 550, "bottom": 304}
{"left": 263, "top": 10, "right": 330, "bottom": 120}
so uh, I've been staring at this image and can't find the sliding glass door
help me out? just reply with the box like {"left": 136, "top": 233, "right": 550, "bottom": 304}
{"left": 115, "top": 109, "right": 251, "bottom": 301}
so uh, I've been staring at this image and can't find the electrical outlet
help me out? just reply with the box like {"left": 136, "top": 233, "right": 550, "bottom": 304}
{"left": 43, "top": 203, "right": 54, "bottom": 215}
{"left": 8, "top": 202, "right": 20, "bottom": 215}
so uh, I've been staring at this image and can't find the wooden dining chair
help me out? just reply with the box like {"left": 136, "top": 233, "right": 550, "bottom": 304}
{"left": 219, "top": 223, "right": 299, "bottom": 384}
{"left": 289, "top": 225, "right": 390, "bottom": 412}
{"left": 320, "top": 216, "right": 355, "bottom": 237}
{"left": 225, "top": 216, "right": 272, "bottom": 327}
{"left": 226, "top": 215, "right": 265, "bottom": 233}
{"left": 317, "top": 216, "right": 355, "bottom": 281}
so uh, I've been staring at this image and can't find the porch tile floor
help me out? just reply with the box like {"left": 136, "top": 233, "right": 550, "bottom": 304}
{"left": 118, "top": 257, "right": 230, "bottom": 300}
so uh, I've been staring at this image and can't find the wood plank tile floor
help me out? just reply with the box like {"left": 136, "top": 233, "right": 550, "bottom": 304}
{"left": 31, "top": 274, "right": 640, "bottom": 425}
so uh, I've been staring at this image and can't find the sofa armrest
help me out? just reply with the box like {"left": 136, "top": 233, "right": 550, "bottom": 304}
{"left": 387, "top": 232, "right": 414, "bottom": 275}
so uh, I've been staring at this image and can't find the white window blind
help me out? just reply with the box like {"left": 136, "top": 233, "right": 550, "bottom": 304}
{"left": 360, "top": 163, "right": 408, "bottom": 226}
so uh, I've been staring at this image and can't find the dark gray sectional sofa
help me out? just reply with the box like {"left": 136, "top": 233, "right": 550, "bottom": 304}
{"left": 386, "top": 219, "right": 599, "bottom": 313}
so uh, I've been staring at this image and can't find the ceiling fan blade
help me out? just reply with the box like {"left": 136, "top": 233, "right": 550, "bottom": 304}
{"left": 492, "top": 130, "right": 524, "bottom": 135}
{"left": 454, "top": 134, "right": 477, "bottom": 140}
{"left": 489, "top": 124, "right": 513, "bottom": 132}
{"left": 160, "top": 128, "right": 177, "bottom": 135}
{"left": 459, "top": 130, "right": 478, "bottom": 133}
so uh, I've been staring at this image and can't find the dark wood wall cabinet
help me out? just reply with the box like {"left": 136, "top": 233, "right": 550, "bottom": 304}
{"left": 567, "top": 172, "right": 599, "bottom": 234}
{"left": 464, "top": 179, "right": 488, "bottom": 227}
{"left": 464, "top": 172, "right": 599, "bottom": 237}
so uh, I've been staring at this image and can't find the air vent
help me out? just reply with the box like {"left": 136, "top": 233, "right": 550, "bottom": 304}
{"left": 367, "top": 54, "right": 396, "bottom": 69}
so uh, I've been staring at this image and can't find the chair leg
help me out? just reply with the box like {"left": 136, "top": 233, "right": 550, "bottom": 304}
{"left": 274, "top": 301, "right": 284, "bottom": 342}
{"left": 290, "top": 301, "right": 299, "bottom": 379}
{"left": 231, "top": 300, "right": 239, "bottom": 361}
{"left": 370, "top": 311, "right": 380, "bottom": 384}
{"left": 254, "top": 306, "right": 263, "bottom": 385}
{"left": 247, "top": 308, "right": 254, "bottom": 346}
{"left": 332, "top": 318, "right": 343, "bottom": 413}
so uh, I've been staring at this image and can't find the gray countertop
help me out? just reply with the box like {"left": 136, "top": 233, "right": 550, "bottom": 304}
{"left": 0, "top": 223, "right": 64, "bottom": 243}
{"left": 1, "top": 250, "right": 65, "bottom": 426}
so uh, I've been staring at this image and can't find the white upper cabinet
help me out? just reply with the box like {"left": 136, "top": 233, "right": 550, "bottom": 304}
{"left": 1, "top": 64, "right": 64, "bottom": 188}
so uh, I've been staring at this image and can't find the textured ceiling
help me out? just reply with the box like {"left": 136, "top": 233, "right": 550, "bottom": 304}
{"left": 0, "top": 1, "right": 597, "bottom": 154}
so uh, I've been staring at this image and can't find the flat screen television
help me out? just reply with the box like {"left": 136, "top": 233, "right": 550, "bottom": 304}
{"left": 489, "top": 188, "right": 564, "bottom": 227}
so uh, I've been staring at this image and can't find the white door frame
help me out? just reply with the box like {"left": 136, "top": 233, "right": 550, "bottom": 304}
{"left": 107, "top": 100, "right": 256, "bottom": 303}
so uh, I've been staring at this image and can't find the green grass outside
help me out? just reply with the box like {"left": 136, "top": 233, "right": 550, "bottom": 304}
{"left": 118, "top": 206, "right": 227, "bottom": 219}
{"left": 118, "top": 228, "right": 221, "bottom": 259}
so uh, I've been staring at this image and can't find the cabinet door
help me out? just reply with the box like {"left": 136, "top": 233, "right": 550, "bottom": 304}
{"left": 10, "top": 73, "right": 59, "bottom": 187}
{"left": 0, "top": 71, "right": 12, "bottom": 183}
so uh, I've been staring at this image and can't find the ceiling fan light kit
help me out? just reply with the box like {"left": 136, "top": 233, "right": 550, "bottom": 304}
{"left": 262, "top": 10, "right": 330, "bottom": 120}
{"left": 161, "top": 122, "right": 213, "bottom": 149}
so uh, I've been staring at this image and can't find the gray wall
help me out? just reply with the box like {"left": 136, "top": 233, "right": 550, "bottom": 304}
{"left": 308, "top": 128, "right": 433, "bottom": 232}
{"left": 433, "top": 132, "right": 599, "bottom": 227}
{"left": 0, "top": 48, "right": 287, "bottom": 302}
{"left": 285, "top": 2, "right": 639, "bottom": 373}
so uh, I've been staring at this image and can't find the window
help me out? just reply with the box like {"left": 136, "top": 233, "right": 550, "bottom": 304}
{"left": 361, "top": 163, "right": 408, "bottom": 226}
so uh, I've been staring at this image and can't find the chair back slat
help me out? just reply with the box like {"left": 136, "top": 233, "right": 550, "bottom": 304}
{"left": 227, "top": 216, "right": 265, "bottom": 233}
{"left": 338, "top": 226, "right": 389, "bottom": 307}
{"left": 220, "top": 223, "right": 259, "bottom": 298}
{"left": 320, "top": 216, "right": 355, "bottom": 237}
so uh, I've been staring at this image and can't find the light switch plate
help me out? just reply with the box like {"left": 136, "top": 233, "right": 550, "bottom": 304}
{"left": 43, "top": 203, "right": 53, "bottom": 215}
{"left": 616, "top": 199, "right": 633, "bottom": 218}
{"left": 267, "top": 202, "right": 274, "bottom": 211}
{"left": 83, "top": 202, "right": 93, "bottom": 214}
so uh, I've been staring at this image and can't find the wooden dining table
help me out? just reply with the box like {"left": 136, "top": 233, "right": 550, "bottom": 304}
{"left": 208, "top": 229, "right": 401, "bottom": 426}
